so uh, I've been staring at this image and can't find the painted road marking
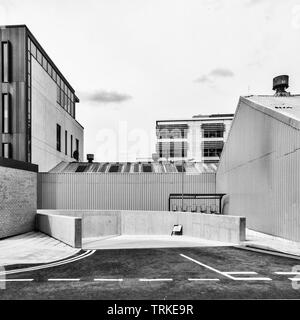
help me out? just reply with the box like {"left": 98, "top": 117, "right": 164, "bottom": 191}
{"left": 288, "top": 278, "right": 300, "bottom": 281}
{"left": 0, "top": 279, "right": 34, "bottom": 282}
{"left": 94, "top": 279, "right": 123, "bottom": 282}
{"left": 226, "top": 277, "right": 272, "bottom": 281}
{"left": 0, "top": 250, "right": 96, "bottom": 276}
{"left": 188, "top": 278, "right": 220, "bottom": 281}
{"left": 180, "top": 254, "right": 272, "bottom": 281}
{"left": 139, "top": 279, "right": 173, "bottom": 282}
{"left": 180, "top": 253, "right": 236, "bottom": 280}
{"left": 226, "top": 272, "right": 258, "bottom": 275}
{"left": 275, "top": 272, "right": 300, "bottom": 275}
{"left": 48, "top": 279, "right": 81, "bottom": 282}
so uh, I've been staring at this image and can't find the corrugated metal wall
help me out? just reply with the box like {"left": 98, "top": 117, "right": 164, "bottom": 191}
{"left": 217, "top": 97, "right": 300, "bottom": 242}
{"left": 38, "top": 173, "right": 216, "bottom": 211}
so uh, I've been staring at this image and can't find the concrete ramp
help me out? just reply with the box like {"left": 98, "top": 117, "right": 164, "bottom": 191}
{"left": 82, "top": 235, "right": 233, "bottom": 250}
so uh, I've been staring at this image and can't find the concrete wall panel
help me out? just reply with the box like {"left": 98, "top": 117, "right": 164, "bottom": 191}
{"left": 217, "top": 97, "right": 300, "bottom": 242}
{"left": 37, "top": 210, "right": 245, "bottom": 244}
{"left": 36, "top": 213, "right": 81, "bottom": 248}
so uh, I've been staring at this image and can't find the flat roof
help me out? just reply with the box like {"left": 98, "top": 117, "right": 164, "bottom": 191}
{"left": 156, "top": 115, "right": 234, "bottom": 124}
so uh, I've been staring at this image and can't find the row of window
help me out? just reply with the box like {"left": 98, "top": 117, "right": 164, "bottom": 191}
{"left": 203, "top": 130, "right": 224, "bottom": 138}
{"left": 203, "top": 148, "right": 223, "bottom": 157}
{"left": 157, "top": 129, "right": 188, "bottom": 139}
{"left": 56, "top": 124, "right": 79, "bottom": 160}
{"left": 27, "top": 37, "right": 76, "bottom": 118}
{"left": 157, "top": 130, "right": 224, "bottom": 139}
{"left": 27, "top": 47, "right": 32, "bottom": 163}
{"left": 158, "top": 148, "right": 222, "bottom": 159}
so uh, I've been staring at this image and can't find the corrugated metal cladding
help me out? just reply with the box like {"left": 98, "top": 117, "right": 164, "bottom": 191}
{"left": 37, "top": 173, "right": 216, "bottom": 211}
{"left": 217, "top": 96, "right": 300, "bottom": 242}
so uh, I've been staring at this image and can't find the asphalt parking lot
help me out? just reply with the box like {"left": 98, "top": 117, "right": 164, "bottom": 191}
{"left": 0, "top": 246, "right": 300, "bottom": 299}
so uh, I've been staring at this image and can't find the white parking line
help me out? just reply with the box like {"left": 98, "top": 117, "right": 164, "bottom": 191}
{"left": 275, "top": 272, "right": 300, "bottom": 275}
{"left": 180, "top": 253, "right": 236, "bottom": 280}
{"left": 139, "top": 279, "right": 173, "bottom": 282}
{"left": 228, "top": 277, "right": 272, "bottom": 281}
{"left": 48, "top": 279, "right": 81, "bottom": 282}
{"left": 94, "top": 279, "right": 123, "bottom": 282}
{"left": 188, "top": 278, "right": 220, "bottom": 281}
{"left": 288, "top": 278, "right": 300, "bottom": 281}
{"left": 226, "top": 272, "right": 258, "bottom": 275}
{"left": 0, "top": 279, "right": 34, "bottom": 282}
{"left": 180, "top": 254, "right": 272, "bottom": 281}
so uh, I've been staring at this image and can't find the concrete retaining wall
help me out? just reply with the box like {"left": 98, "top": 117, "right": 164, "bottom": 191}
{"left": 37, "top": 210, "right": 246, "bottom": 244}
{"left": 36, "top": 212, "right": 82, "bottom": 248}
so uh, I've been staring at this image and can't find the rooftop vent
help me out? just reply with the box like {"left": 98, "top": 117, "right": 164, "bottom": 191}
{"left": 273, "top": 75, "right": 290, "bottom": 97}
{"left": 87, "top": 154, "right": 94, "bottom": 163}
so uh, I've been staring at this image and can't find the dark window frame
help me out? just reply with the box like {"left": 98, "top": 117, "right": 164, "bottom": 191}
{"left": 56, "top": 124, "right": 61, "bottom": 152}
{"left": 203, "top": 130, "right": 224, "bottom": 138}
{"left": 203, "top": 148, "right": 223, "bottom": 157}
{"left": 76, "top": 138, "right": 79, "bottom": 156}
{"left": 70, "top": 134, "right": 73, "bottom": 158}
{"left": 65, "top": 130, "right": 68, "bottom": 155}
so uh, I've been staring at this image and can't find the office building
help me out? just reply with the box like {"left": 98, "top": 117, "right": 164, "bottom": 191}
{"left": 156, "top": 113, "right": 233, "bottom": 163}
{"left": 0, "top": 25, "right": 83, "bottom": 172}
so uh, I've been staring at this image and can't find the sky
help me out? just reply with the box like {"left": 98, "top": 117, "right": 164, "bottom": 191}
{"left": 1, "top": 0, "right": 300, "bottom": 161}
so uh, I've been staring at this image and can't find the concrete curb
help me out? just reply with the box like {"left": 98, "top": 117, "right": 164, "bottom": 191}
{"left": 237, "top": 244, "right": 300, "bottom": 260}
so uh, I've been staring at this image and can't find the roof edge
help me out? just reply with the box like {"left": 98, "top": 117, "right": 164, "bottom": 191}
{"left": 241, "top": 96, "right": 300, "bottom": 131}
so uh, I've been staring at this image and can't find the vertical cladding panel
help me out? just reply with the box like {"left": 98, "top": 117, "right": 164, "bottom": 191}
{"left": 38, "top": 172, "right": 215, "bottom": 211}
{"left": 217, "top": 98, "right": 300, "bottom": 242}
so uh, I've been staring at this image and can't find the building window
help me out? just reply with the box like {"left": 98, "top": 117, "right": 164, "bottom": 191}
{"left": 2, "top": 143, "right": 12, "bottom": 159}
{"left": 2, "top": 93, "right": 11, "bottom": 133}
{"left": 36, "top": 48, "right": 42, "bottom": 65}
{"left": 70, "top": 134, "right": 73, "bottom": 158}
{"left": 203, "top": 148, "right": 223, "bottom": 157}
{"left": 65, "top": 130, "right": 68, "bottom": 155}
{"left": 170, "top": 141, "right": 174, "bottom": 158}
{"left": 1, "top": 41, "right": 11, "bottom": 83}
{"left": 203, "top": 130, "right": 224, "bottom": 138}
{"left": 176, "top": 165, "right": 185, "bottom": 173}
{"left": 76, "top": 138, "right": 79, "bottom": 155}
{"left": 56, "top": 124, "right": 61, "bottom": 152}
{"left": 159, "top": 142, "right": 163, "bottom": 158}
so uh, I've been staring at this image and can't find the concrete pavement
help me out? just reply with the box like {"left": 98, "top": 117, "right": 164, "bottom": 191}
{"left": 83, "top": 235, "right": 232, "bottom": 250}
{"left": 0, "top": 232, "right": 80, "bottom": 266}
